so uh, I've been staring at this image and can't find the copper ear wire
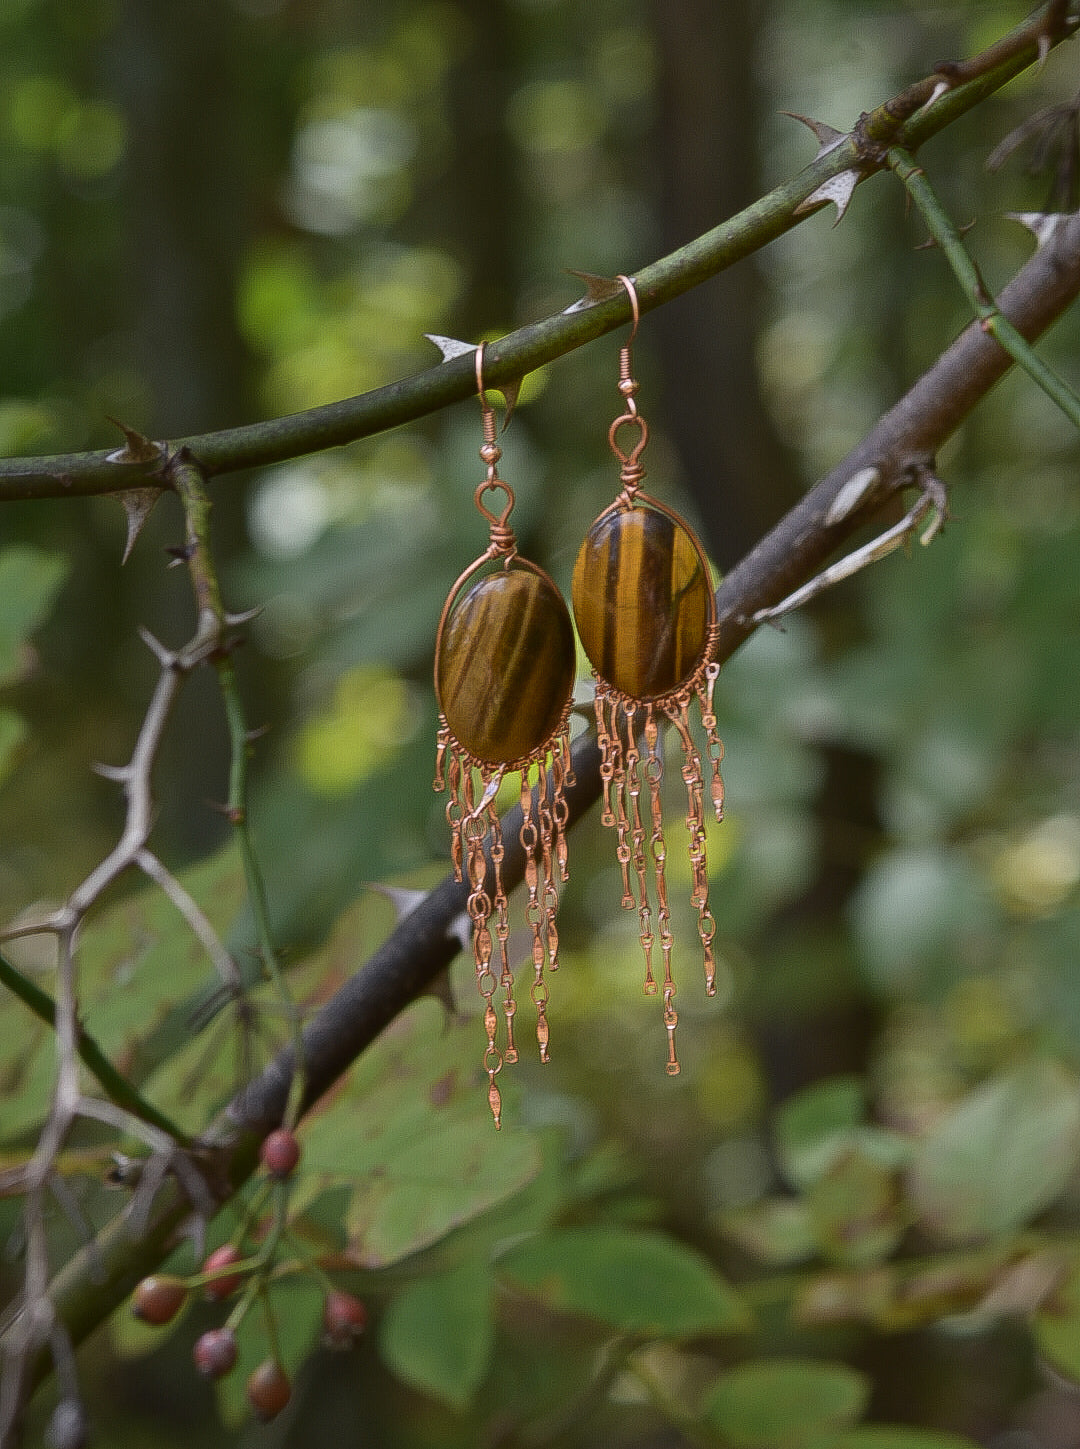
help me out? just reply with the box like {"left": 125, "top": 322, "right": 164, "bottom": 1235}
{"left": 473, "top": 343, "right": 517, "bottom": 558}
{"left": 610, "top": 276, "right": 648, "bottom": 500}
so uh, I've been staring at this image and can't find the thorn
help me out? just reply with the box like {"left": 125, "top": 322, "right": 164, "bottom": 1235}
{"left": 367, "top": 882, "right": 429, "bottom": 923}
{"left": 91, "top": 762, "right": 131, "bottom": 783}
{"left": 824, "top": 467, "right": 881, "bottom": 526}
{"left": 919, "top": 78, "right": 951, "bottom": 112}
{"left": 206, "top": 799, "right": 245, "bottom": 824}
{"left": 1037, "top": 30, "right": 1053, "bottom": 70}
{"left": 137, "top": 625, "right": 173, "bottom": 666}
{"left": 425, "top": 333, "right": 523, "bottom": 423}
{"left": 224, "top": 605, "right": 262, "bottom": 628}
{"left": 423, "top": 333, "right": 476, "bottom": 363}
{"left": 165, "top": 542, "right": 196, "bottom": 568}
{"left": 781, "top": 112, "right": 847, "bottom": 157}
{"left": 420, "top": 966, "right": 457, "bottom": 1015}
{"left": 116, "top": 488, "right": 161, "bottom": 565}
{"left": 1006, "top": 211, "right": 1066, "bottom": 250}
{"left": 794, "top": 168, "right": 860, "bottom": 224}
{"left": 449, "top": 908, "right": 472, "bottom": 955}
{"left": 563, "top": 269, "right": 625, "bottom": 313}
{"left": 496, "top": 376, "right": 522, "bottom": 427}
{"left": 914, "top": 218, "right": 975, "bottom": 251}
{"left": 104, "top": 417, "right": 164, "bottom": 466}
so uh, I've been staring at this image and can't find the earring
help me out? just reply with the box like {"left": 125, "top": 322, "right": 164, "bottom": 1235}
{"left": 434, "top": 344, "right": 577, "bottom": 1127}
{"left": 571, "top": 275, "right": 725, "bottom": 1076}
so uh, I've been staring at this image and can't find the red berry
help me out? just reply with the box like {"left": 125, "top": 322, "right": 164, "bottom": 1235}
{"left": 131, "top": 1274, "right": 187, "bottom": 1325}
{"left": 202, "top": 1244, "right": 245, "bottom": 1300}
{"left": 260, "top": 1128, "right": 301, "bottom": 1180}
{"left": 246, "top": 1359, "right": 291, "bottom": 1422}
{"left": 322, "top": 1289, "right": 368, "bottom": 1349}
{"left": 193, "top": 1327, "right": 238, "bottom": 1379}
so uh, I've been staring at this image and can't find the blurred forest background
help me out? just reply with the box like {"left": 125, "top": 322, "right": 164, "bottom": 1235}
{"left": 3, "top": 0, "right": 1080, "bottom": 1445}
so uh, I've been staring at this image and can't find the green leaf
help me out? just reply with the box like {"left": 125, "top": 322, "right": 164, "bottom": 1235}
{"left": 0, "top": 544, "right": 68, "bottom": 685}
{"left": 907, "top": 1058, "right": 1080, "bottom": 1242}
{"left": 380, "top": 1258, "right": 494, "bottom": 1411}
{"left": 775, "top": 1076, "right": 907, "bottom": 1190}
{"left": 143, "top": 885, "right": 397, "bottom": 1128}
{"left": 0, "top": 844, "right": 248, "bottom": 1144}
{"left": 776, "top": 1077, "right": 864, "bottom": 1187}
{"left": 704, "top": 1358, "right": 870, "bottom": 1447}
{"left": 0, "top": 1014, "right": 52, "bottom": 1142}
{"left": 78, "top": 844, "right": 248, "bottom": 1080}
{"left": 849, "top": 845, "right": 992, "bottom": 993}
{"left": 498, "top": 1226, "right": 750, "bottom": 1337}
{"left": 805, "top": 1150, "right": 904, "bottom": 1268}
{"left": 300, "top": 998, "right": 541, "bottom": 1267}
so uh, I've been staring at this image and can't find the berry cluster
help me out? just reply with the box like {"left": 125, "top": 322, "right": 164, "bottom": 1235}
{"left": 128, "top": 1127, "right": 367, "bottom": 1423}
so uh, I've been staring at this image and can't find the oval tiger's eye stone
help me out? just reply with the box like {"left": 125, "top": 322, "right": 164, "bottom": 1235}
{"left": 438, "top": 568, "right": 575, "bottom": 765}
{"left": 572, "top": 505, "right": 710, "bottom": 700}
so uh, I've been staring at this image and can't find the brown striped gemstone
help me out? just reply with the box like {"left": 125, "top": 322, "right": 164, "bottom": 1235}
{"left": 438, "top": 567, "right": 575, "bottom": 765}
{"left": 572, "top": 506, "right": 709, "bottom": 699}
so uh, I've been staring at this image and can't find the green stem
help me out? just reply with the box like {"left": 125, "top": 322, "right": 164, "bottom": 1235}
{"left": 0, "top": 949, "right": 190, "bottom": 1145}
{"left": 170, "top": 454, "right": 306, "bottom": 1129}
{"left": 0, "top": 3, "right": 1067, "bottom": 502}
{"left": 888, "top": 145, "right": 1080, "bottom": 431}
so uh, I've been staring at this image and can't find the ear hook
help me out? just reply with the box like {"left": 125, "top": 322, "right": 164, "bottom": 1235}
{"left": 615, "top": 273, "right": 640, "bottom": 345}
{"left": 475, "top": 341, "right": 498, "bottom": 443}
{"left": 473, "top": 341, "right": 516, "bottom": 542}
{"left": 609, "top": 275, "right": 646, "bottom": 486}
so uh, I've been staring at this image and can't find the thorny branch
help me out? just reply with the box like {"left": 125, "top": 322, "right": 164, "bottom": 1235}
{"left": 1, "top": 2, "right": 1080, "bottom": 1436}
{"left": 0, "top": 3, "right": 1072, "bottom": 503}
{"left": 0, "top": 454, "right": 270, "bottom": 1439}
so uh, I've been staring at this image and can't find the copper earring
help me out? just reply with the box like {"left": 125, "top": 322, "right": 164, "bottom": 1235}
{"left": 571, "top": 275, "right": 725, "bottom": 1076}
{"left": 434, "top": 344, "right": 576, "bottom": 1127}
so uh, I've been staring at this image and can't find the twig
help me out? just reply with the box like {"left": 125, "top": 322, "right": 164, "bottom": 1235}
{"left": 168, "top": 452, "right": 307, "bottom": 1130}
{"left": 134, "top": 848, "right": 241, "bottom": 992}
{"left": 743, "top": 471, "right": 948, "bottom": 625}
{"left": 888, "top": 146, "right": 1080, "bottom": 430}
{"left": 0, "top": 473, "right": 260, "bottom": 1437}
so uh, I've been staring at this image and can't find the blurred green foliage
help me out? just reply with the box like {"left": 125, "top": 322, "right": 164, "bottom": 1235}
{"left": 3, "top": 0, "right": 1080, "bottom": 1445}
